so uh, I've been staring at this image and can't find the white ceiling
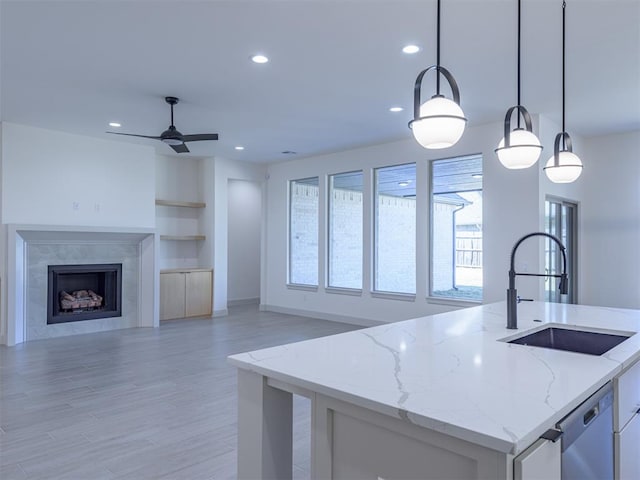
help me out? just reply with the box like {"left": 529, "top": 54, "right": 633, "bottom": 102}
{"left": 1, "top": 0, "right": 639, "bottom": 163}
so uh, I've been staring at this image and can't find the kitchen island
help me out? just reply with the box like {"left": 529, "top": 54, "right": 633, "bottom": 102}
{"left": 228, "top": 301, "right": 640, "bottom": 479}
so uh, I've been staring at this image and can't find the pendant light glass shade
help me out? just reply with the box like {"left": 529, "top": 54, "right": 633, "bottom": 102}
{"left": 409, "top": 0, "right": 466, "bottom": 149}
{"left": 544, "top": 152, "right": 583, "bottom": 183}
{"left": 411, "top": 95, "right": 466, "bottom": 149}
{"left": 544, "top": 131, "right": 582, "bottom": 183}
{"left": 546, "top": 1, "right": 583, "bottom": 184}
{"left": 497, "top": 129, "right": 542, "bottom": 169}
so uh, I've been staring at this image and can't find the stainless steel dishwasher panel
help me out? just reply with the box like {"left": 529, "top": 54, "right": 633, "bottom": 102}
{"left": 560, "top": 383, "right": 614, "bottom": 480}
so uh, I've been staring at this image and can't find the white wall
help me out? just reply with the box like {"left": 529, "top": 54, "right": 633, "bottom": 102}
{"left": 263, "top": 118, "right": 639, "bottom": 324}
{"left": 212, "top": 157, "right": 267, "bottom": 314}
{"left": 263, "top": 120, "right": 546, "bottom": 324}
{"left": 227, "top": 179, "right": 262, "bottom": 303}
{"left": 580, "top": 131, "right": 640, "bottom": 309}
{"left": 155, "top": 153, "right": 202, "bottom": 202}
{"left": 1, "top": 123, "right": 156, "bottom": 227}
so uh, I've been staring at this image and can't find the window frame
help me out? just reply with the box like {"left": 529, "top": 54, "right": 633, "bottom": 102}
{"left": 327, "top": 170, "right": 364, "bottom": 292}
{"left": 428, "top": 154, "right": 483, "bottom": 304}
{"left": 372, "top": 162, "right": 417, "bottom": 295}
{"left": 287, "top": 176, "right": 320, "bottom": 287}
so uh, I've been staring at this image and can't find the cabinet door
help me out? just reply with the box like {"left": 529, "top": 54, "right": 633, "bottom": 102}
{"left": 185, "top": 271, "right": 212, "bottom": 317}
{"left": 514, "top": 438, "right": 561, "bottom": 480}
{"left": 615, "top": 360, "right": 640, "bottom": 431}
{"left": 160, "top": 273, "right": 186, "bottom": 320}
{"left": 616, "top": 413, "right": 640, "bottom": 480}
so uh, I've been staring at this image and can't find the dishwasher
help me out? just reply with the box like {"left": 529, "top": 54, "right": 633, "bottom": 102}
{"left": 558, "top": 382, "right": 614, "bottom": 480}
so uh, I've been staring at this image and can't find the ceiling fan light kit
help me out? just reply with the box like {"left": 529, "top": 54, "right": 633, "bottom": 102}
{"left": 544, "top": 0, "right": 583, "bottom": 183}
{"left": 106, "top": 96, "right": 218, "bottom": 154}
{"left": 408, "top": 0, "right": 467, "bottom": 150}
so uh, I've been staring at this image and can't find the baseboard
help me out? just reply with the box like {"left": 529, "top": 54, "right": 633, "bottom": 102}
{"left": 227, "top": 297, "right": 260, "bottom": 307}
{"left": 259, "top": 304, "right": 385, "bottom": 328}
{"left": 213, "top": 309, "right": 229, "bottom": 317}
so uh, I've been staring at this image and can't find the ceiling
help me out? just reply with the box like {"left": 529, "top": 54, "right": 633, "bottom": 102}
{"left": 1, "top": 0, "right": 639, "bottom": 164}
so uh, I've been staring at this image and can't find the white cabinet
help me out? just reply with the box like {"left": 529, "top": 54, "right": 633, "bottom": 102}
{"left": 616, "top": 412, "right": 640, "bottom": 480}
{"left": 614, "top": 360, "right": 640, "bottom": 480}
{"left": 160, "top": 269, "right": 212, "bottom": 320}
{"left": 308, "top": 394, "right": 512, "bottom": 480}
{"left": 514, "top": 438, "right": 561, "bottom": 480}
{"left": 614, "top": 360, "right": 640, "bottom": 431}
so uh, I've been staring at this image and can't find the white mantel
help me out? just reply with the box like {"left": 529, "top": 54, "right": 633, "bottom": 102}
{"left": 3, "top": 224, "right": 158, "bottom": 346}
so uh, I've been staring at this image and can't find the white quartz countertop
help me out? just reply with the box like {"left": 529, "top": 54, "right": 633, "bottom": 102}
{"left": 228, "top": 302, "right": 640, "bottom": 454}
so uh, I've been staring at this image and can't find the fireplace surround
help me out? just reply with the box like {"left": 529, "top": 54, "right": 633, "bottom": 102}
{"left": 47, "top": 263, "right": 122, "bottom": 324}
{"left": 3, "top": 225, "right": 157, "bottom": 345}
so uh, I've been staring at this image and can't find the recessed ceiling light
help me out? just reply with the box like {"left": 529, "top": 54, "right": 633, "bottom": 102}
{"left": 402, "top": 45, "right": 420, "bottom": 54}
{"left": 389, "top": 107, "right": 404, "bottom": 113}
{"left": 251, "top": 54, "right": 269, "bottom": 64}
{"left": 398, "top": 181, "right": 411, "bottom": 187}
{"left": 109, "top": 122, "right": 121, "bottom": 128}
{"left": 235, "top": 146, "right": 245, "bottom": 151}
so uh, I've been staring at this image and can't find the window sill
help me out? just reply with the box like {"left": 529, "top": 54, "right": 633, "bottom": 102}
{"left": 371, "top": 291, "right": 416, "bottom": 302}
{"left": 427, "top": 296, "right": 482, "bottom": 308}
{"left": 325, "top": 287, "right": 363, "bottom": 297}
{"left": 287, "top": 283, "right": 319, "bottom": 292}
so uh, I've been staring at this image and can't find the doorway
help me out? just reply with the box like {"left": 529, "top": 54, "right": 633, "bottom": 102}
{"left": 227, "top": 179, "right": 262, "bottom": 306}
{"left": 545, "top": 197, "right": 577, "bottom": 304}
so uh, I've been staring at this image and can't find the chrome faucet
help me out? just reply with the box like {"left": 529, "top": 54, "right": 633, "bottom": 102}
{"left": 507, "top": 232, "right": 569, "bottom": 329}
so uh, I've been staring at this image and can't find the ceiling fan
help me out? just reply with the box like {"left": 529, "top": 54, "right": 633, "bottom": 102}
{"left": 106, "top": 96, "right": 219, "bottom": 153}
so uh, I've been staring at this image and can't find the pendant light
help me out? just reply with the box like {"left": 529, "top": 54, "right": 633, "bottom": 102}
{"left": 544, "top": 0, "right": 583, "bottom": 183}
{"left": 409, "top": 0, "right": 467, "bottom": 149}
{"left": 495, "top": 0, "right": 543, "bottom": 169}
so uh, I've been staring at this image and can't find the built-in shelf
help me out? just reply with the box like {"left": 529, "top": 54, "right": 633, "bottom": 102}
{"left": 155, "top": 199, "right": 206, "bottom": 208}
{"left": 160, "top": 267, "right": 212, "bottom": 274}
{"left": 159, "top": 235, "right": 206, "bottom": 241}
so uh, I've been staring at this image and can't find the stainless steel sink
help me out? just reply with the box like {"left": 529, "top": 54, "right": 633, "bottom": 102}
{"left": 506, "top": 326, "right": 633, "bottom": 356}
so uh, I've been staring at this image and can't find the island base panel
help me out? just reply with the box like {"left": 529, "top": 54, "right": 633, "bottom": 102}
{"left": 314, "top": 394, "right": 512, "bottom": 480}
{"left": 237, "top": 370, "right": 293, "bottom": 480}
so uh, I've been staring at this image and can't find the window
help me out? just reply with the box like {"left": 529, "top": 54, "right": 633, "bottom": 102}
{"left": 289, "top": 177, "right": 319, "bottom": 286}
{"left": 545, "top": 198, "right": 577, "bottom": 303}
{"left": 374, "top": 164, "right": 416, "bottom": 294}
{"left": 328, "top": 171, "right": 363, "bottom": 289}
{"left": 430, "top": 155, "right": 483, "bottom": 301}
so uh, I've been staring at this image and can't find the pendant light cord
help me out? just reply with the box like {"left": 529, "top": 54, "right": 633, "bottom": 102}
{"left": 517, "top": 0, "right": 521, "bottom": 128}
{"left": 562, "top": 0, "right": 566, "bottom": 148}
{"left": 436, "top": 0, "right": 441, "bottom": 95}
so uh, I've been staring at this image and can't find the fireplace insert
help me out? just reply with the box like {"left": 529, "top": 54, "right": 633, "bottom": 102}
{"left": 47, "top": 264, "right": 122, "bottom": 324}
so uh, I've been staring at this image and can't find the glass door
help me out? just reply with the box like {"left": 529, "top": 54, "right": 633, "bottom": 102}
{"left": 545, "top": 198, "right": 577, "bottom": 303}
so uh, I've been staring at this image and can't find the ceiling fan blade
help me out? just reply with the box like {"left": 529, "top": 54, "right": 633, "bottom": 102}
{"left": 182, "top": 133, "right": 219, "bottom": 142}
{"left": 106, "top": 132, "right": 162, "bottom": 140}
{"left": 170, "top": 143, "right": 190, "bottom": 154}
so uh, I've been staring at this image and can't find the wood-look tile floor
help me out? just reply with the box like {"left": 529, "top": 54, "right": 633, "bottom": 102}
{"left": 0, "top": 305, "right": 361, "bottom": 479}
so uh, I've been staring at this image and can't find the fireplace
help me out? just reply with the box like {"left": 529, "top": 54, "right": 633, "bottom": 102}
{"left": 47, "top": 264, "right": 122, "bottom": 324}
